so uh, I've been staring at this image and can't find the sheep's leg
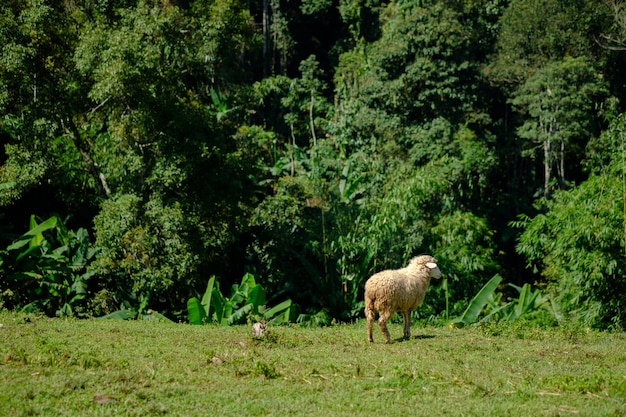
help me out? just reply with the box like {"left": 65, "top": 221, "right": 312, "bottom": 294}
{"left": 365, "top": 307, "right": 375, "bottom": 343}
{"left": 378, "top": 311, "right": 393, "bottom": 344}
{"left": 402, "top": 311, "right": 411, "bottom": 339}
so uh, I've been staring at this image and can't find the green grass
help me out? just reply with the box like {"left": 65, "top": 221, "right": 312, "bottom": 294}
{"left": 1, "top": 311, "right": 625, "bottom": 417}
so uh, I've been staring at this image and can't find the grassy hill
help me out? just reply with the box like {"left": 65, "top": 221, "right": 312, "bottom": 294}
{"left": 1, "top": 311, "right": 625, "bottom": 416}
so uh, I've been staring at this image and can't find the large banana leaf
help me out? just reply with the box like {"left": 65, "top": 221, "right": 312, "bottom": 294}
{"left": 247, "top": 284, "right": 266, "bottom": 312}
{"left": 264, "top": 299, "right": 296, "bottom": 323}
{"left": 8, "top": 215, "right": 57, "bottom": 252}
{"left": 228, "top": 303, "right": 253, "bottom": 325}
{"left": 99, "top": 309, "right": 137, "bottom": 320}
{"left": 451, "top": 274, "right": 502, "bottom": 327}
{"left": 187, "top": 297, "right": 207, "bottom": 325}
{"left": 239, "top": 272, "right": 256, "bottom": 293}
{"left": 505, "top": 283, "right": 542, "bottom": 321}
{"left": 201, "top": 276, "right": 217, "bottom": 317}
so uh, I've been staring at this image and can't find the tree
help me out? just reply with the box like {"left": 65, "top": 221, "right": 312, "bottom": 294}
{"left": 598, "top": 0, "right": 626, "bottom": 50}
{"left": 334, "top": 0, "right": 484, "bottom": 145}
{"left": 488, "top": 0, "right": 612, "bottom": 88}
{"left": 510, "top": 57, "right": 608, "bottom": 199}
{"left": 1, "top": 0, "right": 261, "bottom": 317}
{"left": 76, "top": 0, "right": 259, "bottom": 313}
{"left": 0, "top": 0, "right": 109, "bottom": 212}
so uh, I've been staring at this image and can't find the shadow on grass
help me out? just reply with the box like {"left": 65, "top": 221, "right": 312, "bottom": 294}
{"left": 393, "top": 334, "right": 436, "bottom": 343}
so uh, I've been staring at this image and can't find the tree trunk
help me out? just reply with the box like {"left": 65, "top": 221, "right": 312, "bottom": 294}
{"left": 543, "top": 139, "right": 552, "bottom": 199}
{"left": 262, "top": 0, "right": 269, "bottom": 77}
{"left": 559, "top": 138, "right": 566, "bottom": 190}
{"left": 289, "top": 122, "right": 296, "bottom": 176}
{"left": 309, "top": 91, "right": 316, "bottom": 146}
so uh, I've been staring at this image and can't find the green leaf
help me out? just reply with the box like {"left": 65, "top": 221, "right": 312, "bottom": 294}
{"left": 228, "top": 303, "right": 253, "bottom": 325}
{"left": 7, "top": 215, "right": 57, "bottom": 251}
{"left": 238, "top": 273, "right": 260, "bottom": 303}
{"left": 247, "top": 284, "right": 266, "bottom": 314}
{"left": 8, "top": 271, "right": 42, "bottom": 280}
{"left": 451, "top": 274, "right": 503, "bottom": 327}
{"left": 240, "top": 272, "right": 256, "bottom": 289}
{"left": 339, "top": 162, "right": 365, "bottom": 203}
{"left": 187, "top": 297, "right": 207, "bottom": 325}
{"left": 264, "top": 299, "right": 293, "bottom": 322}
{"left": 219, "top": 299, "right": 233, "bottom": 326}
{"left": 481, "top": 302, "right": 514, "bottom": 324}
{"left": 69, "top": 228, "right": 91, "bottom": 267}
{"left": 201, "top": 276, "right": 217, "bottom": 317}
{"left": 54, "top": 215, "right": 71, "bottom": 247}
{"left": 513, "top": 283, "right": 530, "bottom": 319}
{"left": 58, "top": 303, "right": 73, "bottom": 317}
{"left": 141, "top": 310, "right": 173, "bottom": 322}
{"left": 228, "top": 289, "right": 245, "bottom": 307}
{"left": 210, "top": 287, "right": 227, "bottom": 325}
{"left": 14, "top": 245, "right": 41, "bottom": 262}
{"left": 29, "top": 215, "right": 50, "bottom": 249}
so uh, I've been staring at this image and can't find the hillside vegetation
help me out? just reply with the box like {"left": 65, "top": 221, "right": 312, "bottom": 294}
{"left": 1, "top": 0, "right": 625, "bottom": 328}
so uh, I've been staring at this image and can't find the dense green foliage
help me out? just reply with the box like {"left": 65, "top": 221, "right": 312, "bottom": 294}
{"left": 516, "top": 114, "right": 626, "bottom": 328}
{"left": 1, "top": 0, "right": 625, "bottom": 329}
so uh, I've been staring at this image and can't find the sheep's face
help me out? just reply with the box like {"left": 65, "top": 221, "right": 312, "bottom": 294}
{"left": 425, "top": 262, "right": 442, "bottom": 279}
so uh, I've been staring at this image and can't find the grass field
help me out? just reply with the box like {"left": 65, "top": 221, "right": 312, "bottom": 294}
{"left": 1, "top": 311, "right": 625, "bottom": 417}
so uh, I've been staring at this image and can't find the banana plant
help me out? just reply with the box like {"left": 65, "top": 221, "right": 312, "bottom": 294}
{"left": 450, "top": 274, "right": 503, "bottom": 327}
{"left": 481, "top": 283, "right": 551, "bottom": 323}
{"left": 98, "top": 294, "right": 172, "bottom": 321}
{"left": 188, "top": 273, "right": 298, "bottom": 325}
{"left": 3, "top": 214, "right": 97, "bottom": 317}
{"left": 450, "top": 274, "right": 553, "bottom": 326}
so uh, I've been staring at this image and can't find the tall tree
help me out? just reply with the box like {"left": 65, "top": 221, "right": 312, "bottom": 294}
{"left": 78, "top": 0, "right": 259, "bottom": 311}
{"left": 0, "top": 0, "right": 109, "bottom": 211}
{"left": 333, "top": 0, "right": 489, "bottom": 156}
{"left": 510, "top": 57, "right": 608, "bottom": 199}
{"left": 489, "top": 0, "right": 612, "bottom": 89}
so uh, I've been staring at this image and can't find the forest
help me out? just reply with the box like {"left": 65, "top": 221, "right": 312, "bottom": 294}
{"left": 0, "top": 0, "right": 625, "bottom": 329}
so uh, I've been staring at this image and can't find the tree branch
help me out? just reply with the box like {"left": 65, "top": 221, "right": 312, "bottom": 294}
{"left": 63, "top": 118, "right": 112, "bottom": 198}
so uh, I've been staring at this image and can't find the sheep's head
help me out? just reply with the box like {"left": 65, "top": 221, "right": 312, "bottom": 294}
{"left": 425, "top": 261, "right": 442, "bottom": 279}
{"left": 410, "top": 255, "right": 442, "bottom": 279}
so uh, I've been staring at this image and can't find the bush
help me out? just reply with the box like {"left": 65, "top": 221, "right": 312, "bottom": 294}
{"left": 90, "top": 194, "right": 201, "bottom": 315}
{"left": 515, "top": 171, "right": 625, "bottom": 329}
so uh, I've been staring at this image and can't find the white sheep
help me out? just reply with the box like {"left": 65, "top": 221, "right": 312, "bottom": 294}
{"left": 364, "top": 255, "right": 442, "bottom": 343}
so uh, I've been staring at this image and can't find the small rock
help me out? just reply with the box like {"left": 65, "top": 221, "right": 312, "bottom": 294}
{"left": 93, "top": 394, "right": 115, "bottom": 405}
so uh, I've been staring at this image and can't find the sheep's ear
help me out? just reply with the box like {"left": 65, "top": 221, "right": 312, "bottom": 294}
{"left": 425, "top": 262, "right": 438, "bottom": 269}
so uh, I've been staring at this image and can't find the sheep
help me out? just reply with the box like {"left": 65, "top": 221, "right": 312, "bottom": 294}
{"left": 364, "top": 255, "right": 442, "bottom": 343}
